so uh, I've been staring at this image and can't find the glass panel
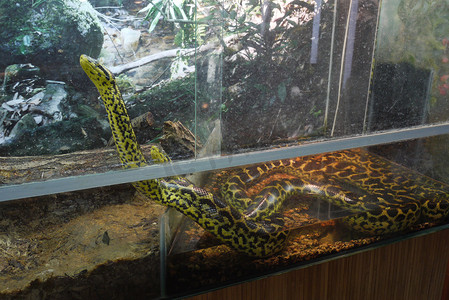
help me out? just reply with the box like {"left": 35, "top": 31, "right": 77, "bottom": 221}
{"left": 0, "top": 184, "right": 162, "bottom": 299}
{"left": 2, "top": 135, "right": 449, "bottom": 298}
{"left": 221, "top": 0, "right": 340, "bottom": 150}
{"left": 219, "top": 0, "right": 382, "bottom": 148}
{"left": 0, "top": 0, "right": 222, "bottom": 189}
{"left": 194, "top": 0, "right": 223, "bottom": 158}
{"left": 163, "top": 136, "right": 449, "bottom": 296}
{"left": 369, "top": 0, "right": 449, "bottom": 131}
{"left": 1, "top": 0, "right": 449, "bottom": 235}
{"left": 329, "top": 0, "right": 380, "bottom": 136}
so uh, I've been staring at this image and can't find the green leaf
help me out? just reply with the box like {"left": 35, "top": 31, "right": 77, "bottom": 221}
{"left": 238, "top": 13, "right": 247, "bottom": 23}
{"left": 23, "top": 35, "right": 31, "bottom": 47}
{"left": 138, "top": 3, "right": 153, "bottom": 14}
{"left": 171, "top": 5, "right": 187, "bottom": 21}
{"left": 169, "top": 6, "right": 176, "bottom": 19}
{"left": 149, "top": 11, "right": 162, "bottom": 32}
{"left": 277, "top": 82, "right": 287, "bottom": 102}
{"left": 32, "top": 0, "right": 47, "bottom": 8}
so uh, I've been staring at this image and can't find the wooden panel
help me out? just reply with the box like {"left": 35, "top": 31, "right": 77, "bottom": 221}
{"left": 187, "top": 229, "right": 449, "bottom": 300}
{"left": 442, "top": 258, "right": 449, "bottom": 300}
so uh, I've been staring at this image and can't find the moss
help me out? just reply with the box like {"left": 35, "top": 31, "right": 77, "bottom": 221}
{"left": 126, "top": 75, "right": 196, "bottom": 127}
{"left": 62, "top": 1, "right": 103, "bottom": 37}
{"left": 116, "top": 74, "right": 136, "bottom": 95}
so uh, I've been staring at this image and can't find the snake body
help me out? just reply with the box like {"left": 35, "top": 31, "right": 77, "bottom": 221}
{"left": 80, "top": 55, "right": 449, "bottom": 257}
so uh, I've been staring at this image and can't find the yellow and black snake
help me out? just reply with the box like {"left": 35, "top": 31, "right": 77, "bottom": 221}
{"left": 80, "top": 54, "right": 449, "bottom": 257}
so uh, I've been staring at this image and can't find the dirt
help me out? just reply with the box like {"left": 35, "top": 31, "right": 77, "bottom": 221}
{"left": 0, "top": 185, "right": 164, "bottom": 300}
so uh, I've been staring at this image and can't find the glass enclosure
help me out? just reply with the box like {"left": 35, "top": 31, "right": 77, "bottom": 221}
{"left": 1, "top": 0, "right": 449, "bottom": 298}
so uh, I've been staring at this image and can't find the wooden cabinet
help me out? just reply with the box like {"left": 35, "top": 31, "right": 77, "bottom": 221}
{"left": 188, "top": 229, "right": 449, "bottom": 300}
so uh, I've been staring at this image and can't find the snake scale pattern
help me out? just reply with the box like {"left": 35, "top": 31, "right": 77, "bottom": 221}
{"left": 80, "top": 55, "right": 449, "bottom": 257}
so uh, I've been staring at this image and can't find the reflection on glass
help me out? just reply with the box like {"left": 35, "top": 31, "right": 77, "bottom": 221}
{"left": 373, "top": 0, "right": 449, "bottom": 128}
{"left": 0, "top": 0, "right": 347, "bottom": 160}
{"left": 367, "top": 63, "right": 432, "bottom": 132}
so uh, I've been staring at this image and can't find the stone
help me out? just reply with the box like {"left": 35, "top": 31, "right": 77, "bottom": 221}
{"left": 1, "top": 64, "right": 43, "bottom": 96}
{"left": 9, "top": 113, "right": 38, "bottom": 137}
{"left": 121, "top": 27, "right": 141, "bottom": 52}
{"left": 2, "top": 64, "right": 41, "bottom": 94}
{"left": 0, "top": 117, "right": 108, "bottom": 156}
{"left": 0, "top": 0, "right": 103, "bottom": 81}
{"left": 0, "top": 76, "right": 101, "bottom": 151}
{"left": 39, "top": 83, "right": 68, "bottom": 122}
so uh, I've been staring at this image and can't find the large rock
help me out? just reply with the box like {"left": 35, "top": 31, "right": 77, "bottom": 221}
{"left": 0, "top": 0, "right": 103, "bottom": 81}
{"left": 0, "top": 63, "right": 110, "bottom": 155}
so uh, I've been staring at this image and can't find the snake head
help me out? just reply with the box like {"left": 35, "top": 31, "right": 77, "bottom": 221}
{"left": 80, "top": 54, "right": 116, "bottom": 90}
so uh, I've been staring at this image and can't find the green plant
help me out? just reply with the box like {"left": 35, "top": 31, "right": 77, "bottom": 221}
{"left": 19, "top": 34, "right": 32, "bottom": 55}
{"left": 31, "top": 0, "right": 63, "bottom": 8}
{"left": 139, "top": 0, "right": 191, "bottom": 33}
{"left": 32, "top": 0, "right": 47, "bottom": 8}
{"left": 222, "top": 0, "right": 316, "bottom": 95}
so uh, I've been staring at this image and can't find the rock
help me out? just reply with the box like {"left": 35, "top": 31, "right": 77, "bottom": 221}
{"left": 0, "top": 74, "right": 102, "bottom": 150}
{"left": 0, "top": 81, "right": 69, "bottom": 140}
{"left": 290, "top": 86, "right": 302, "bottom": 99}
{"left": 121, "top": 27, "right": 141, "bottom": 52}
{"left": 0, "top": 117, "right": 108, "bottom": 156}
{"left": 27, "top": 91, "right": 45, "bottom": 106}
{"left": 1, "top": 64, "right": 43, "bottom": 96}
{"left": 2, "top": 64, "right": 41, "bottom": 94}
{"left": 0, "top": 62, "right": 112, "bottom": 155}
{"left": 9, "top": 114, "right": 38, "bottom": 137}
{"left": 0, "top": 0, "right": 103, "bottom": 81}
{"left": 39, "top": 83, "right": 68, "bottom": 122}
